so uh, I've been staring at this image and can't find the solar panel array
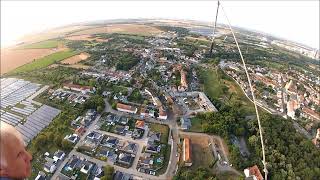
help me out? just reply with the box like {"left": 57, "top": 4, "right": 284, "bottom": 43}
{"left": 1, "top": 78, "right": 40, "bottom": 109}
{"left": 1, "top": 78, "right": 61, "bottom": 144}
{"left": 15, "top": 105, "right": 61, "bottom": 144}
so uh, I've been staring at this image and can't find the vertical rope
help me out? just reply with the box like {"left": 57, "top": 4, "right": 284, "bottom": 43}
{"left": 218, "top": 2, "right": 268, "bottom": 179}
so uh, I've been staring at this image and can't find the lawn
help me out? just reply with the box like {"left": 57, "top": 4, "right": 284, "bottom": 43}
{"left": 149, "top": 123, "right": 169, "bottom": 144}
{"left": 190, "top": 117, "right": 204, "bottom": 132}
{"left": 11, "top": 50, "right": 79, "bottom": 74}
{"left": 18, "top": 40, "right": 63, "bottom": 49}
{"left": 198, "top": 68, "right": 223, "bottom": 99}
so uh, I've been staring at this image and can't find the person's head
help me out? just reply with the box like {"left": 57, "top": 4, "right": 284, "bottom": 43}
{"left": 0, "top": 122, "right": 32, "bottom": 178}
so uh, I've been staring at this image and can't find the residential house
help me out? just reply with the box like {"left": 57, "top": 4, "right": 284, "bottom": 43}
{"left": 123, "top": 142, "right": 138, "bottom": 154}
{"left": 75, "top": 126, "right": 86, "bottom": 136}
{"left": 244, "top": 165, "right": 264, "bottom": 180}
{"left": 158, "top": 107, "right": 168, "bottom": 120}
{"left": 44, "top": 158, "right": 56, "bottom": 173}
{"left": 117, "top": 103, "right": 137, "bottom": 114}
{"left": 180, "top": 117, "right": 192, "bottom": 130}
{"left": 119, "top": 117, "right": 129, "bottom": 125}
{"left": 35, "top": 171, "right": 46, "bottom": 180}
{"left": 80, "top": 161, "right": 94, "bottom": 174}
{"left": 146, "top": 141, "right": 161, "bottom": 154}
{"left": 114, "top": 125, "right": 126, "bottom": 135}
{"left": 135, "top": 120, "right": 145, "bottom": 129}
{"left": 148, "top": 131, "right": 161, "bottom": 142}
{"left": 64, "top": 134, "right": 79, "bottom": 144}
{"left": 53, "top": 150, "right": 65, "bottom": 162}
{"left": 101, "top": 136, "right": 119, "bottom": 148}
{"left": 118, "top": 153, "right": 134, "bottom": 166}
{"left": 113, "top": 171, "right": 131, "bottom": 180}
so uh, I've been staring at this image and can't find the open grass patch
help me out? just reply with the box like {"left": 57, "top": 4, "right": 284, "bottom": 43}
{"left": 149, "top": 123, "right": 169, "bottom": 144}
{"left": 11, "top": 50, "right": 79, "bottom": 74}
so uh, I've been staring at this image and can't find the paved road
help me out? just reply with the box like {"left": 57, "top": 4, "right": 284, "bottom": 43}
{"left": 27, "top": 85, "right": 49, "bottom": 106}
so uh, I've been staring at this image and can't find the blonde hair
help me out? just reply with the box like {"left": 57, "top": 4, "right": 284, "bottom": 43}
{"left": 0, "top": 122, "right": 24, "bottom": 168}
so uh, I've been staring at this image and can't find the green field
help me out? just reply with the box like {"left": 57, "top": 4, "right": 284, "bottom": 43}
{"left": 11, "top": 50, "right": 78, "bottom": 74}
{"left": 18, "top": 40, "right": 63, "bottom": 49}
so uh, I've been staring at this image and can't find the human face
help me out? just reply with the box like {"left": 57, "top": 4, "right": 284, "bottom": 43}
{"left": 2, "top": 134, "right": 32, "bottom": 178}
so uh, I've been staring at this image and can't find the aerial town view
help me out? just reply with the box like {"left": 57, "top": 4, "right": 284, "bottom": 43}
{"left": 0, "top": 1, "right": 319, "bottom": 180}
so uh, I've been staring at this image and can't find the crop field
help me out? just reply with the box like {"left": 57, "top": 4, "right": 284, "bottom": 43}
{"left": 70, "top": 24, "right": 163, "bottom": 36}
{"left": 10, "top": 50, "right": 79, "bottom": 74}
{"left": 18, "top": 40, "right": 63, "bottom": 49}
{"left": 61, "top": 52, "right": 90, "bottom": 64}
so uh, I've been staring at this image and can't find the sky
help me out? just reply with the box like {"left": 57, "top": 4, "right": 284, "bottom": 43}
{"left": 1, "top": 0, "right": 319, "bottom": 49}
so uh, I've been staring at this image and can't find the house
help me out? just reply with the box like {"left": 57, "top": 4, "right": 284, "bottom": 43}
{"left": 146, "top": 141, "right": 161, "bottom": 154}
{"left": 53, "top": 150, "right": 65, "bottom": 162}
{"left": 75, "top": 126, "right": 86, "bottom": 136}
{"left": 302, "top": 107, "right": 320, "bottom": 121}
{"left": 35, "top": 171, "right": 46, "bottom": 180}
{"left": 118, "top": 153, "right": 134, "bottom": 166}
{"left": 158, "top": 107, "right": 168, "bottom": 120}
{"left": 119, "top": 117, "right": 129, "bottom": 125}
{"left": 114, "top": 125, "right": 126, "bottom": 135}
{"left": 244, "top": 165, "right": 264, "bottom": 180}
{"left": 312, "top": 128, "right": 320, "bottom": 148}
{"left": 135, "top": 120, "right": 145, "bottom": 129}
{"left": 63, "top": 83, "right": 94, "bottom": 94}
{"left": 183, "top": 138, "right": 192, "bottom": 166}
{"left": 101, "top": 136, "right": 119, "bottom": 148}
{"left": 64, "top": 134, "right": 79, "bottom": 144}
{"left": 148, "top": 131, "right": 161, "bottom": 142}
{"left": 123, "top": 142, "right": 138, "bottom": 154}
{"left": 44, "top": 158, "right": 56, "bottom": 173}
{"left": 86, "top": 131, "right": 103, "bottom": 142}
{"left": 117, "top": 103, "right": 137, "bottom": 114}
{"left": 139, "top": 157, "right": 154, "bottom": 167}
{"left": 113, "top": 171, "right": 131, "bottom": 180}
{"left": 132, "top": 128, "right": 144, "bottom": 139}
{"left": 180, "top": 117, "right": 192, "bottom": 130}
{"left": 65, "top": 155, "right": 81, "bottom": 171}
{"left": 80, "top": 161, "right": 94, "bottom": 174}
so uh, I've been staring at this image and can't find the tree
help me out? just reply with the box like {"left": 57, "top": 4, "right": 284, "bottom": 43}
{"left": 61, "top": 139, "right": 73, "bottom": 151}
{"left": 104, "top": 165, "right": 114, "bottom": 180}
{"left": 54, "top": 135, "right": 63, "bottom": 147}
{"left": 295, "top": 109, "right": 301, "bottom": 118}
{"left": 33, "top": 134, "right": 47, "bottom": 150}
{"left": 97, "top": 105, "right": 104, "bottom": 113}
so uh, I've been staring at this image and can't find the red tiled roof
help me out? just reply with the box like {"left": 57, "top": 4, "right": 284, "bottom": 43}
{"left": 184, "top": 138, "right": 191, "bottom": 162}
{"left": 135, "top": 120, "right": 145, "bottom": 128}
{"left": 249, "top": 165, "right": 263, "bottom": 180}
{"left": 302, "top": 107, "right": 320, "bottom": 120}
{"left": 117, "top": 103, "right": 135, "bottom": 111}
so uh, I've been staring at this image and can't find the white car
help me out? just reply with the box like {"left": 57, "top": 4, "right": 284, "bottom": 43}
{"left": 149, "top": 171, "right": 156, "bottom": 176}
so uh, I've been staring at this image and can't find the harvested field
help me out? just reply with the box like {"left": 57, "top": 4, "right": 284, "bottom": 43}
{"left": 61, "top": 52, "right": 90, "bottom": 64}
{"left": 65, "top": 35, "right": 109, "bottom": 42}
{"left": 70, "top": 24, "right": 163, "bottom": 36}
{"left": 1, "top": 47, "right": 66, "bottom": 75}
{"left": 180, "top": 134, "right": 215, "bottom": 170}
{"left": 17, "top": 40, "right": 63, "bottom": 49}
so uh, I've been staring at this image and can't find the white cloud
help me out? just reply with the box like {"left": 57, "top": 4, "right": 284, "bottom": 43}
{"left": 1, "top": 1, "right": 319, "bottom": 48}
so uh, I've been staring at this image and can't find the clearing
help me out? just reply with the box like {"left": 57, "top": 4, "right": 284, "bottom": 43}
{"left": 180, "top": 134, "right": 215, "bottom": 170}
{"left": 10, "top": 50, "right": 79, "bottom": 74}
{"left": 70, "top": 24, "right": 163, "bottom": 36}
{"left": 61, "top": 52, "right": 90, "bottom": 64}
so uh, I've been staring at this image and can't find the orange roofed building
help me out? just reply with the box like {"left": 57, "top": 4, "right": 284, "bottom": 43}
{"left": 183, "top": 138, "right": 192, "bottom": 166}
{"left": 116, "top": 103, "right": 137, "bottom": 114}
{"left": 244, "top": 165, "right": 264, "bottom": 180}
{"left": 135, "top": 120, "right": 145, "bottom": 129}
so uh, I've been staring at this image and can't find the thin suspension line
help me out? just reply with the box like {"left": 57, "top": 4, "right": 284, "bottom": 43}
{"left": 218, "top": 1, "right": 268, "bottom": 179}
{"left": 209, "top": 0, "right": 220, "bottom": 55}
